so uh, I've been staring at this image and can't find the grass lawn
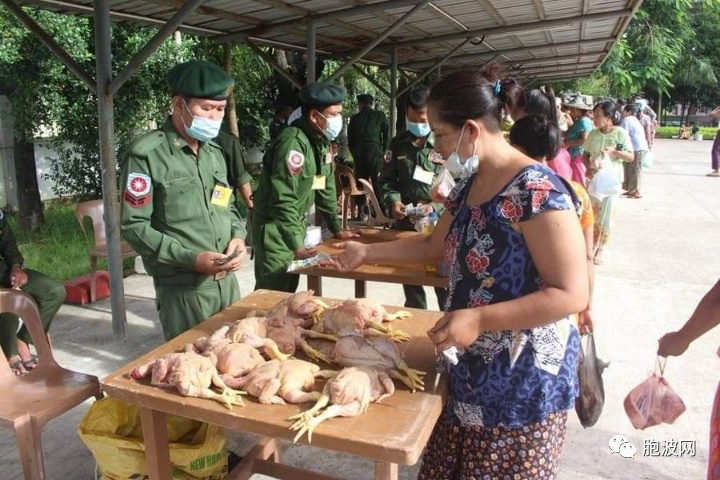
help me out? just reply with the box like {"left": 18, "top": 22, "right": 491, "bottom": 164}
{"left": 8, "top": 204, "right": 134, "bottom": 282}
{"left": 656, "top": 126, "right": 717, "bottom": 139}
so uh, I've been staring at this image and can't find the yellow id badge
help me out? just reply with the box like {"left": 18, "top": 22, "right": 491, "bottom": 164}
{"left": 211, "top": 184, "right": 232, "bottom": 207}
{"left": 311, "top": 175, "right": 326, "bottom": 190}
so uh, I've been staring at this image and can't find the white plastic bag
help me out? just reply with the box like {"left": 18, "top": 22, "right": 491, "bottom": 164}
{"left": 588, "top": 153, "right": 621, "bottom": 198}
{"left": 641, "top": 151, "right": 654, "bottom": 169}
{"left": 430, "top": 168, "right": 456, "bottom": 203}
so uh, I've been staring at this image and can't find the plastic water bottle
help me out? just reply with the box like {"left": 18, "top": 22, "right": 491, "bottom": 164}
{"left": 424, "top": 212, "right": 439, "bottom": 273}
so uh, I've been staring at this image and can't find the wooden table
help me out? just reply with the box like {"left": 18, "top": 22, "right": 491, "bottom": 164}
{"left": 300, "top": 229, "right": 449, "bottom": 298}
{"left": 102, "top": 290, "right": 446, "bottom": 480}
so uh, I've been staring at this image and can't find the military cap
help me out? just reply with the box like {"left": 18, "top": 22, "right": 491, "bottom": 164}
{"left": 167, "top": 60, "right": 234, "bottom": 100}
{"left": 357, "top": 93, "right": 374, "bottom": 103}
{"left": 300, "top": 82, "right": 346, "bottom": 106}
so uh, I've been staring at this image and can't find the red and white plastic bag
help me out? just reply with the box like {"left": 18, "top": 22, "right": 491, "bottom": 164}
{"left": 624, "top": 357, "right": 686, "bottom": 430}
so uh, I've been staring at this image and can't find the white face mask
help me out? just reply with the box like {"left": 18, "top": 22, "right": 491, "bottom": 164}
{"left": 181, "top": 99, "right": 223, "bottom": 142}
{"left": 441, "top": 124, "right": 479, "bottom": 179}
{"left": 318, "top": 112, "right": 343, "bottom": 140}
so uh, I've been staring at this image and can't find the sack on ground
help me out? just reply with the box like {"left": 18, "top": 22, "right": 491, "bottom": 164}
{"left": 624, "top": 360, "right": 686, "bottom": 430}
{"left": 575, "top": 333, "right": 608, "bottom": 428}
{"left": 78, "top": 397, "right": 228, "bottom": 480}
{"left": 430, "top": 168, "right": 456, "bottom": 203}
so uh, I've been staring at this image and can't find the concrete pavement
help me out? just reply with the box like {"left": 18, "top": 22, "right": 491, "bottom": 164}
{"left": 0, "top": 138, "right": 717, "bottom": 479}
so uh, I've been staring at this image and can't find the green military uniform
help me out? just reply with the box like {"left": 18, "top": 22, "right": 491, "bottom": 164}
{"left": 120, "top": 60, "right": 246, "bottom": 341}
{"left": 347, "top": 97, "right": 389, "bottom": 205}
{"left": 252, "top": 117, "right": 342, "bottom": 292}
{"left": 0, "top": 214, "right": 66, "bottom": 358}
{"left": 214, "top": 130, "right": 253, "bottom": 193}
{"left": 378, "top": 130, "right": 448, "bottom": 310}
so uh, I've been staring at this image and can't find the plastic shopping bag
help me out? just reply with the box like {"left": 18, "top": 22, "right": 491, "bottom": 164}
{"left": 641, "top": 151, "right": 654, "bottom": 169}
{"left": 78, "top": 397, "right": 228, "bottom": 480}
{"left": 623, "top": 358, "right": 686, "bottom": 430}
{"left": 575, "top": 333, "right": 609, "bottom": 428}
{"left": 430, "top": 168, "right": 456, "bottom": 203}
{"left": 588, "top": 153, "right": 621, "bottom": 198}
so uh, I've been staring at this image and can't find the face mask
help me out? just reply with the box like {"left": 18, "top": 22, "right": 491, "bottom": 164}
{"left": 318, "top": 112, "right": 343, "bottom": 140}
{"left": 407, "top": 119, "right": 431, "bottom": 138}
{"left": 441, "top": 124, "right": 479, "bottom": 179}
{"left": 182, "top": 99, "right": 222, "bottom": 142}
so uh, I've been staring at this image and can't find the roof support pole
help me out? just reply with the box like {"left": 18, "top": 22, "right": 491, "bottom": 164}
{"left": 307, "top": 21, "right": 316, "bottom": 83}
{"left": 390, "top": 46, "right": 398, "bottom": 139}
{"left": 109, "top": 0, "right": 205, "bottom": 96}
{"left": 0, "top": 0, "right": 95, "bottom": 90}
{"left": 246, "top": 40, "right": 302, "bottom": 89}
{"left": 396, "top": 38, "right": 471, "bottom": 97}
{"left": 224, "top": 43, "right": 240, "bottom": 137}
{"left": 94, "top": 0, "right": 127, "bottom": 339}
{"left": 326, "top": 0, "right": 431, "bottom": 84}
{"left": 351, "top": 65, "right": 390, "bottom": 98}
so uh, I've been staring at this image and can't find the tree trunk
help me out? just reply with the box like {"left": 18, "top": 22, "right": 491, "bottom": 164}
{"left": 224, "top": 43, "right": 240, "bottom": 137}
{"left": 13, "top": 137, "right": 44, "bottom": 232}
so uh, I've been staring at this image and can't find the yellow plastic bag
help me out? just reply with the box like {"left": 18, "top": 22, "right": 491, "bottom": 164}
{"left": 78, "top": 397, "right": 227, "bottom": 480}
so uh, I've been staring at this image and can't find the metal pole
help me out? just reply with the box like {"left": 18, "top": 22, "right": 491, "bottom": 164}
{"left": 224, "top": 43, "right": 240, "bottom": 137}
{"left": 307, "top": 21, "right": 316, "bottom": 83}
{"left": 94, "top": 0, "right": 127, "bottom": 338}
{"left": 390, "top": 47, "right": 398, "bottom": 139}
{"left": 109, "top": 0, "right": 205, "bottom": 96}
{"left": 0, "top": 0, "right": 95, "bottom": 90}
{"left": 327, "top": 0, "right": 431, "bottom": 83}
{"left": 396, "top": 38, "right": 471, "bottom": 97}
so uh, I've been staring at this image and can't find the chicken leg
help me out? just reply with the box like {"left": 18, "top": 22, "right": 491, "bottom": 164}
{"left": 298, "top": 338, "right": 334, "bottom": 364}
{"left": 177, "top": 372, "right": 245, "bottom": 409}
{"left": 241, "top": 332, "right": 291, "bottom": 361}
{"left": 364, "top": 324, "right": 412, "bottom": 342}
{"left": 290, "top": 402, "right": 363, "bottom": 443}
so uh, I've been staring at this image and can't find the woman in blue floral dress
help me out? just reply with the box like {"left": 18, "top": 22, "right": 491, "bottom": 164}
{"left": 330, "top": 69, "right": 589, "bottom": 479}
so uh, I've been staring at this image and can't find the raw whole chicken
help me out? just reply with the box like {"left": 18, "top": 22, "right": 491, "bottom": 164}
{"left": 266, "top": 290, "right": 330, "bottom": 329}
{"left": 189, "top": 325, "right": 266, "bottom": 386}
{"left": 230, "top": 359, "right": 337, "bottom": 404}
{"left": 224, "top": 315, "right": 289, "bottom": 361}
{"left": 265, "top": 322, "right": 338, "bottom": 364}
{"left": 331, "top": 336, "right": 425, "bottom": 392}
{"left": 289, "top": 366, "right": 394, "bottom": 443}
{"left": 312, "top": 299, "right": 412, "bottom": 342}
{"left": 130, "top": 351, "right": 245, "bottom": 409}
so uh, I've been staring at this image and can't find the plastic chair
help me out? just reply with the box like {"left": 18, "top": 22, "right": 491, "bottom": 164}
{"left": 357, "top": 179, "right": 396, "bottom": 229}
{"left": 75, "top": 200, "right": 136, "bottom": 302}
{"left": 0, "top": 289, "right": 102, "bottom": 480}
{"left": 334, "top": 164, "right": 366, "bottom": 229}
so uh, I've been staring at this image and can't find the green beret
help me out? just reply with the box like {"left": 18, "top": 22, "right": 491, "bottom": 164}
{"left": 300, "top": 82, "right": 346, "bottom": 106}
{"left": 167, "top": 60, "right": 234, "bottom": 100}
{"left": 357, "top": 94, "right": 374, "bottom": 103}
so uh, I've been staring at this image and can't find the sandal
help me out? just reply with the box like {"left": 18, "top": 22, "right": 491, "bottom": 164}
{"left": 7, "top": 355, "right": 28, "bottom": 376}
{"left": 22, "top": 355, "right": 38, "bottom": 371}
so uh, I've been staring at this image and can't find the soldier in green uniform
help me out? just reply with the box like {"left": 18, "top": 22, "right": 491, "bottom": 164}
{"left": 214, "top": 130, "right": 254, "bottom": 210}
{"left": 348, "top": 94, "right": 389, "bottom": 217}
{"left": 0, "top": 212, "right": 66, "bottom": 375}
{"left": 121, "top": 60, "right": 247, "bottom": 341}
{"left": 252, "top": 82, "right": 359, "bottom": 292}
{"left": 378, "top": 87, "right": 447, "bottom": 310}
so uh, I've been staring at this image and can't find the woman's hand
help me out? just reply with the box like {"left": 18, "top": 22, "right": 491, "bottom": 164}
{"left": 427, "top": 308, "right": 482, "bottom": 352}
{"left": 328, "top": 241, "right": 368, "bottom": 271}
{"left": 657, "top": 331, "right": 690, "bottom": 357}
{"left": 335, "top": 229, "right": 361, "bottom": 240}
{"left": 577, "top": 309, "right": 594, "bottom": 335}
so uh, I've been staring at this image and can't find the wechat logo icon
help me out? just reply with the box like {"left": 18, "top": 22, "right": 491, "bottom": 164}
{"left": 609, "top": 435, "right": 637, "bottom": 459}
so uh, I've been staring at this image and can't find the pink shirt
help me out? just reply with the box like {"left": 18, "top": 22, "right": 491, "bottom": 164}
{"left": 547, "top": 148, "right": 573, "bottom": 181}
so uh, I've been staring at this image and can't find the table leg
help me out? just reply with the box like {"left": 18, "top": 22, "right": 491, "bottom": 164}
{"left": 355, "top": 280, "right": 367, "bottom": 298}
{"left": 308, "top": 275, "right": 322, "bottom": 296}
{"left": 374, "top": 461, "right": 398, "bottom": 480}
{"left": 139, "top": 407, "right": 172, "bottom": 480}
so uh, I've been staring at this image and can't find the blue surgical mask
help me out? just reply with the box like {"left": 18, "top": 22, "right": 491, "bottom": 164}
{"left": 318, "top": 112, "right": 343, "bottom": 140}
{"left": 407, "top": 119, "right": 431, "bottom": 138}
{"left": 182, "top": 99, "right": 223, "bottom": 142}
{"left": 440, "top": 124, "right": 479, "bottom": 179}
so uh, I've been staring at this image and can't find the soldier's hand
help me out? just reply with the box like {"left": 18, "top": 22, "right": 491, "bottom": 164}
{"left": 224, "top": 238, "right": 247, "bottom": 271}
{"left": 294, "top": 247, "right": 316, "bottom": 260}
{"left": 391, "top": 201, "right": 406, "bottom": 220}
{"left": 195, "top": 251, "right": 228, "bottom": 275}
{"left": 10, "top": 265, "right": 28, "bottom": 289}
{"left": 334, "top": 230, "right": 361, "bottom": 240}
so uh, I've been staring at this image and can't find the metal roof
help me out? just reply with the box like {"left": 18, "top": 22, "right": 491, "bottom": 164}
{"left": 17, "top": 0, "right": 642, "bottom": 81}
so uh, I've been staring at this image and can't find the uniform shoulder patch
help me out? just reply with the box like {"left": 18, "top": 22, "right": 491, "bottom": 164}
{"left": 123, "top": 172, "right": 152, "bottom": 208}
{"left": 287, "top": 150, "right": 305, "bottom": 176}
{"left": 128, "top": 130, "right": 166, "bottom": 158}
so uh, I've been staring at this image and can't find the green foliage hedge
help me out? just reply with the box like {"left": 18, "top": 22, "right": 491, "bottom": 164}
{"left": 655, "top": 126, "right": 717, "bottom": 139}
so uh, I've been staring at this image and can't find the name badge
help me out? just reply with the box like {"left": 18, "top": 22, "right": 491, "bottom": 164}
{"left": 311, "top": 175, "right": 326, "bottom": 190}
{"left": 211, "top": 184, "right": 232, "bottom": 207}
{"left": 412, "top": 165, "right": 434, "bottom": 185}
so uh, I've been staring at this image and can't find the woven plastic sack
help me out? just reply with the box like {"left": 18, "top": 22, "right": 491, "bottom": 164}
{"left": 575, "top": 333, "right": 608, "bottom": 428}
{"left": 624, "top": 358, "right": 686, "bottom": 430}
{"left": 430, "top": 168, "right": 456, "bottom": 203}
{"left": 78, "top": 397, "right": 228, "bottom": 479}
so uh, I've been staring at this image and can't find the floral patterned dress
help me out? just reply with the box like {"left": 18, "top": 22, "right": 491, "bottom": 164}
{"left": 419, "top": 164, "right": 581, "bottom": 480}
